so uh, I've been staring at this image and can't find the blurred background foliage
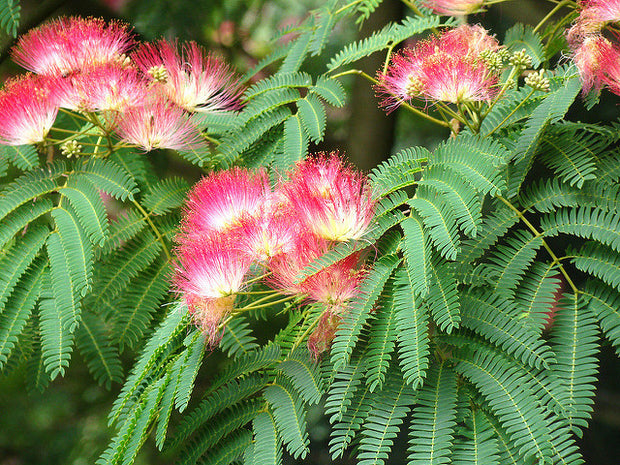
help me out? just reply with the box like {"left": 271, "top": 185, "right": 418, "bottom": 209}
{"left": 0, "top": 0, "right": 618, "bottom": 464}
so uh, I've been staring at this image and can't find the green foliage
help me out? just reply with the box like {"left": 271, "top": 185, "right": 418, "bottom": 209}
{"left": 0, "top": 0, "right": 19, "bottom": 37}
{"left": 2, "top": 4, "right": 620, "bottom": 465}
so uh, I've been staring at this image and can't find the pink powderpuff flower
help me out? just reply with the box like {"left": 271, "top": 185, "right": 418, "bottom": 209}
{"left": 235, "top": 195, "right": 300, "bottom": 261}
{"left": 267, "top": 233, "right": 329, "bottom": 296}
{"left": 442, "top": 24, "right": 501, "bottom": 57}
{"left": 11, "top": 16, "right": 134, "bottom": 76}
{"left": 57, "top": 62, "right": 149, "bottom": 113}
{"left": 267, "top": 233, "right": 366, "bottom": 306}
{"left": 179, "top": 167, "right": 271, "bottom": 241}
{"left": 174, "top": 235, "right": 253, "bottom": 343}
{"left": 132, "top": 39, "right": 242, "bottom": 113}
{"left": 301, "top": 252, "right": 366, "bottom": 307}
{"left": 571, "top": 34, "right": 613, "bottom": 93}
{"left": 420, "top": 54, "right": 499, "bottom": 103}
{"left": 377, "top": 25, "right": 500, "bottom": 110}
{"left": 114, "top": 97, "right": 205, "bottom": 152}
{"left": 600, "top": 43, "right": 620, "bottom": 95}
{"left": 422, "top": 0, "right": 485, "bottom": 16}
{"left": 0, "top": 73, "right": 61, "bottom": 145}
{"left": 578, "top": 0, "right": 620, "bottom": 33}
{"left": 283, "top": 153, "right": 375, "bottom": 242}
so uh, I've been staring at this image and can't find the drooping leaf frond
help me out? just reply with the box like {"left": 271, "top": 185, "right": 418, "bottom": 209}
{"left": 460, "top": 291, "right": 555, "bottom": 369}
{"left": 358, "top": 368, "right": 415, "bottom": 465}
{"left": 454, "top": 347, "right": 553, "bottom": 462}
{"left": 331, "top": 254, "right": 400, "bottom": 370}
{"left": 550, "top": 294, "right": 599, "bottom": 436}
{"left": 393, "top": 267, "right": 430, "bottom": 389}
{"left": 408, "top": 363, "right": 458, "bottom": 465}
{"left": 263, "top": 378, "right": 310, "bottom": 460}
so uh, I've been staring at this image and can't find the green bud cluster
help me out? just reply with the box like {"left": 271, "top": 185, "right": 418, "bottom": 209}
{"left": 509, "top": 49, "right": 533, "bottom": 69}
{"left": 524, "top": 69, "right": 550, "bottom": 92}
{"left": 479, "top": 50, "right": 504, "bottom": 73}
{"left": 60, "top": 140, "right": 82, "bottom": 157}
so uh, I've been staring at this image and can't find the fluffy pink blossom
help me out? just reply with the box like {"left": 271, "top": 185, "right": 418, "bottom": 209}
{"left": 132, "top": 39, "right": 242, "bottom": 113}
{"left": 0, "top": 73, "right": 61, "bottom": 145}
{"left": 301, "top": 252, "right": 366, "bottom": 307}
{"left": 267, "top": 234, "right": 365, "bottom": 306}
{"left": 57, "top": 62, "right": 149, "bottom": 112}
{"left": 235, "top": 196, "right": 300, "bottom": 261}
{"left": 114, "top": 97, "right": 205, "bottom": 152}
{"left": 174, "top": 235, "right": 252, "bottom": 343}
{"left": 377, "top": 25, "right": 500, "bottom": 109}
{"left": 600, "top": 43, "right": 620, "bottom": 95}
{"left": 420, "top": 54, "right": 498, "bottom": 103}
{"left": 282, "top": 153, "right": 375, "bottom": 242}
{"left": 179, "top": 167, "right": 271, "bottom": 241}
{"left": 571, "top": 34, "right": 613, "bottom": 93}
{"left": 422, "top": 0, "right": 485, "bottom": 16}
{"left": 442, "top": 24, "right": 501, "bottom": 56}
{"left": 11, "top": 16, "right": 134, "bottom": 76}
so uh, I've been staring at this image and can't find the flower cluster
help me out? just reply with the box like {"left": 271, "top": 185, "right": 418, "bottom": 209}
{"left": 0, "top": 16, "right": 241, "bottom": 152}
{"left": 567, "top": 0, "right": 620, "bottom": 95}
{"left": 376, "top": 24, "right": 503, "bottom": 111}
{"left": 174, "top": 153, "right": 375, "bottom": 354}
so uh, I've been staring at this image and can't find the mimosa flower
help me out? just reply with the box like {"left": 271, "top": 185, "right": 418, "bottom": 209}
{"left": 174, "top": 234, "right": 254, "bottom": 343}
{"left": 267, "top": 234, "right": 329, "bottom": 296}
{"left": 187, "top": 295, "right": 236, "bottom": 345}
{"left": 0, "top": 74, "right": 60, "bottom": 145}
{"left": 114, "top": 97, "right": 205, "bottom": 152}
{"left": 267, "top": 234, "right": 365, "bottom": 306}
{"left": 443, "top": 24, "right": 501, "bottom": 56}
{"left": 600, "top": 44, "right": 620, "bottom": 95}
{"left": 420, "top": 54, "right": 499, "bottom": 103}
{"left": 422, "top": 0, "right": 485, "bottom": 16}
{"left": 179, "top": 167, "right": 271, "bottom": 241}
{"left": 301, "top": 252, "right": 366, "bottom": 307}
{"left": 571, "top": 34, "right": 612, "bottom": 93}
{"left": 283, "top": 153, "right": 375, "bottom": 242}
{"left": 376, "top": 25, "right": 501, "bottom": 109}
{"left": 235, "top": 197, "right": 300, "bottom": 261}
{"left": 132, "top": 39, "right": 242, "bottom": 113}
{"left": 175, "top": 235, "right": 252, "bottom": 300}
{"left": 11, "top": 16, "right": 134, "bottom": 76}
{"left": 57, "top": 63, "right": 149, "bottom": 112}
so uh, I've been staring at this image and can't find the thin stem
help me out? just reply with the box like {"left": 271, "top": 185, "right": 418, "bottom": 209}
{"left": 290, "top": 310, "right": 322, "bottom": 352}
{"left": 235, "top": 289, "right": 276, "bottom": 296}
{"left": 245, "top": 271, "right": 272, "bottom": 286}
{"left": 533, "top": 0, "right": 571, "bottom": 33}
{"left": 485, "top": 88, "right": 536, "bottom": 137}
{"left": 332, "top": 69, "right": 451, "bottom": 127}
{"left": 496, "top": 195, "right": 578, "bottom": 294}
{"left": 383, "top": 43, "right": 396, "bottom": 75}
{"left": 481, "top": 68, "right": 519, "bottom": 120}
{"left": 132, "top": 200, "right": 171, "bottom": 261}
{"left": 334, "top": 0, "right": 364, "bottom": 16}
{"left": 236, "top": 294, "right": 298, "bottom": 312}
{"left": 58, "top": 107, "right": 91, "bottom": 123}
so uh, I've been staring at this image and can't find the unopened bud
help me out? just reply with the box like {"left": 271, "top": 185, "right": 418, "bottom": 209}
{"left": 148, "top": 65, "right": 168, "bottom": 84}
{"left": 524, "top": 69, "right": 550, "bottom": 92}
{"left": 60, "top": 140, "right": 82, "bottom": 158}
{"left": 480, "top": 50, "right": 504, "bottom": 73}
{"left": 496, "top": 47, "right": 510, "bottom": 62}
{"left": 509, "top": 49, "right": 533, "bottom": 69}
{"left": 405, "top": 75, "right": 424, "bottom": 98}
